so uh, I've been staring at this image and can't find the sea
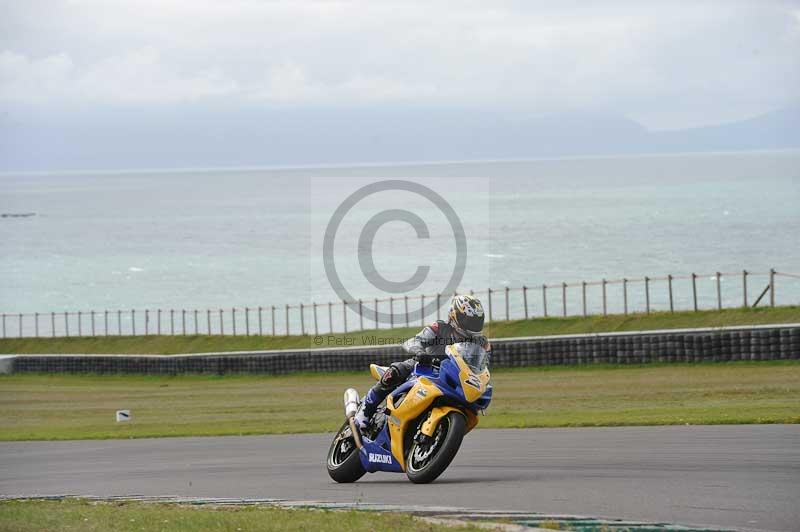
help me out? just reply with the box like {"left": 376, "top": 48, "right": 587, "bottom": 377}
{"left": 1, "top": 150, "right": 798, "bottom": 335}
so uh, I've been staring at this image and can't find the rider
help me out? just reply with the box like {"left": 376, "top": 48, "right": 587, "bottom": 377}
{"left": 354, "top": 294, "right": 490, "bottom": 430}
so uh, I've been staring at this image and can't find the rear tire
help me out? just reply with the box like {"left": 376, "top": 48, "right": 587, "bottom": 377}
{"left": 406, "top": 411, "right": 466, "bottom": 484}
{"left": 326, "top": 421, "right": 366, "bottom": 483}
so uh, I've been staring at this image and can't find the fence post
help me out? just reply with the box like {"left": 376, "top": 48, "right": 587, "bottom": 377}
{"left": 78, "top": 311, "right": 82, "bottom": 336}
{"left": 742, "top": 270, "right": 748, "bottom": 307}
{"left": 436, "top": 293, "right": 441, "bottom": 321}
{"left": 232, "top": 308, "right": 237, "bottom": 336}
{"left": 65, "top": 311, "right": 69, "bottom": 337}
{"left": 372, "top": 298, "right": 381, "bottom": 329}
{"left": 342, "top": 301, "right": 347, "bottom": 333}
{"left": 117, "top": 310, "right": 121, "bottom": 335}
{"left": 285, "top": 304, "right": 290, "bottom": 335}
{"left": 259, "top": 306, "right": 264, "bottom": 336}
{"left": 182, "top": 309, "right": 187, "bottom": 335}
{"left": 245, "top": 307, "right": 250, "bottom": 336}
{"left": 313, "top": 303, "right": 318, "bottom": 336}
{"left": 300, "top": 303, "right": 305, "bottom": 336}
{"left": 3, "top": 313, "right": 7, "bottom": 338}
{"left": 207, "top": 309, "right": 211, "bottom": 335}
{"left": 104, "top": 311, "right": 108, "bottom": 336}
{"left": 668, "top": 275, "right": 674, "bottom": 313}
{"left": 623, "top": 279, "right": 628, "bottom": 315}
{"left": 389, "top": 297, "right": 394, "bottom": 329}
{"left": 358, "top": 299, "right": 363, "bottom": 330}
{"left": 602, "top": 279, "right": 607, "bottom": 316}
{"left": 644, "top": 277, "right": 650, "bottom": 314}
{"left": 144, "top": 310, "right": 149, "bottom": 335}
{"left": 420, "top": 295, "right": 425, "bottom": 327}
{"left": 769, "top": 268, "right": 775, "bottom": 307}
{"left": 170, "top": 309, "right": 175, "bottom": 335}
{"left": 487, "top": 289, "right": 493, "bottom": 322}
{"left": 157, "top": 309, "right": 161, "bottom": 335}
{"left": 52, "top": 312, "right": 56, "bottom": 338}
{"left": 326, "top": 303, "right": 331, "bottom": 333}
{"left": 273, "top": 305, "right": 277, "bottom": 336}
{"left": 581, "top": 282, "right": 587, "bottom": 317}
{"left": 716, "top": 272, "right": 722, "bottom": 310}
{"left": 131, "top": 309, "right": 136, "bottom": 335}
{"left": 35, "top": 312, "right": 39, "bottom": 337}
{"left": 562, "top": 283, "right": 567, "bottom": 317}
{"left": 404, "top": 295, "right": 409, "bottom": 327}
{"left": 194, "top": 309, "right": 199, "bottom": 335}
{"left": 542, "top": 284, "right": 548, "bottom": 317}
{"left": 505, "top": 286, "right": 510, "bottom": 321}
{"left": 18, "top": 313, "right": 23, "bottom": 338}
{"left": 219, "top": 309, "right": 224, "bottom": 335}
{"left": 523, "top": 286, "right": 529, "bottom": 319}
{"left": 691, "top": 273, "right": 698, "bottom": 311}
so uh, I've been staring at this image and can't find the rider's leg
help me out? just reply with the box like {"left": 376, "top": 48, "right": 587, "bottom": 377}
{"left": 355, "top": 359, "right": 415, "bottom": 428}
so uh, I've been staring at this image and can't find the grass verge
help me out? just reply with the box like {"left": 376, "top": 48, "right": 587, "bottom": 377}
{"left": 0, "top": 499, "right": 472, "bottom": 532}
{"left": 1, "top": 361, "right": 797, "bottom": 441}
{"left": 0, "top": 306, "right": 797, "bottom": 355}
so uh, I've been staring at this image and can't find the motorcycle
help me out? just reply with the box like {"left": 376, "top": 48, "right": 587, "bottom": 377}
{"left": 326, "top": 341, "right": 492, "bottom": 484}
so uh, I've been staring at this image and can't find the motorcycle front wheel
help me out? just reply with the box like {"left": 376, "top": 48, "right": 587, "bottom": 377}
{"left": 326, "top": 421, "right": 366, "bottom": 483}
{"left": 405, "top": 411, "right": 466, "bottom": 484}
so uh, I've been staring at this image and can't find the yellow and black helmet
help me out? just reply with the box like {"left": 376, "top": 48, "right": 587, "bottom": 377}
{"left": 448, "top": 294, "right": 485, "bottom": 336}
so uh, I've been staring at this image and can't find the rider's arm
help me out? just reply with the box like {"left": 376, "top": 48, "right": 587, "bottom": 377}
{"left": 402, "top": 323, "right": 440, "bottom": 362}
{"left": 477, "top": 335, "right": 492, "bottom": 353}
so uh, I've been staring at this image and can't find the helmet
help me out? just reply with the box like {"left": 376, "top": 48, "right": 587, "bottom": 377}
{"left": 448, "top": 294, "right": 485, "bottom": 336}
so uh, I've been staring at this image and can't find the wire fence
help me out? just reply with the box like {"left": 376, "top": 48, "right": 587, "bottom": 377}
{"left": 1, "top": 269, "right": 798, "bottom": 339}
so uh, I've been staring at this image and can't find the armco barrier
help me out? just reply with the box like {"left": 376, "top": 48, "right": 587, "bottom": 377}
{"left": 3, "top": 324, "right": 798, "bottom": 375}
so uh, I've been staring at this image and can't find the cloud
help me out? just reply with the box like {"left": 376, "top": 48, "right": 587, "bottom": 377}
{"left": 0, "top": 48, "right": 238, "bottom": 104}
{"left": 0, "top": 0, "right": 798, "bottom": 128}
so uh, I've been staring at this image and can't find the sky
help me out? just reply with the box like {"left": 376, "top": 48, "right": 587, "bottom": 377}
{"left": 1, "top": 0, "right": 799, "bottom": 170}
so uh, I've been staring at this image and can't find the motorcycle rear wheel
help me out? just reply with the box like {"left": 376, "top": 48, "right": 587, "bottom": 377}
{"left": 406, "top": 411, "right": 466, "bottom": 484}
{"left": 326, "top": 421, "right": 366, "bottom": 483}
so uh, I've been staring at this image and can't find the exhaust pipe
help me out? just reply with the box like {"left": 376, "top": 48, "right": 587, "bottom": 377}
{"left": 343, "top": 388, "right": 363, "bottom": 449}
{"left": 344, "top": 388, "right": 360, "bottom": 418}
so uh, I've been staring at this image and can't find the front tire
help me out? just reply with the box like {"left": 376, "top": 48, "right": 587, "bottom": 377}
{"left": 406, "top": 411, "right": 466, "bottom": 484}
{"left": 326, "top": 421, "right": 366, "bottom": 483}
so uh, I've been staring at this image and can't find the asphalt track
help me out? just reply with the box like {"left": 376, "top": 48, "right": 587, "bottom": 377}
{"left": 1, "top": 425, "right": 798, "bottom": 531}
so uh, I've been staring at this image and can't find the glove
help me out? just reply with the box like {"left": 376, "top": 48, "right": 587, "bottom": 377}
{"left": 413, "top": 349, "right": 433, "bottom": 365}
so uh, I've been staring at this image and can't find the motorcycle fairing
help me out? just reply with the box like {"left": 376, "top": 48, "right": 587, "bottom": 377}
{"left": 385, "top": 377, "right": 444, "bottom": 470}
{"left": 358, "top": 439, "right": 404, "bottom": 473}
{"left": 357, "top": 377, "right": 440, "bottom": 472}
{"left": 369, "top": 364, "right": 388, "bottom": 381}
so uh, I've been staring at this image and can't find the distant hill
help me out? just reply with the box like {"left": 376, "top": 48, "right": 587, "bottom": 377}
{"left": 650, "top": 105, "right": 800, "bottom": 152}
{"left": 1, "top": 104, "right": 798, "bottom": 171}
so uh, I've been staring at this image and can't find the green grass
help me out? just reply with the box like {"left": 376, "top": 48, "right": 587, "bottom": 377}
{"left": 1, "top": 306, "right": 797, "bottom": 355}
{"left": 1, "top": 361, "right": 797, "bottom": 441}
{"left": 0, "top": 499, "right": 473, "bottom": 532}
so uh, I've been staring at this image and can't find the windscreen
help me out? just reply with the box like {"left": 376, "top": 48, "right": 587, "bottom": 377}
{"left": 454, "top": 342, "right": 490, "bottom": 372}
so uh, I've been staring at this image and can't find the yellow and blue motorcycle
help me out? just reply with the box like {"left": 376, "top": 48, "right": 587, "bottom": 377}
{"left": 326, "top": 342, "right": 492, "bottom": 484}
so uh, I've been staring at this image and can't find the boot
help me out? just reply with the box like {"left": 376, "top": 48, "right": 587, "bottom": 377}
{"left": 353, "top": 386, "right": 385, "bottom": 430}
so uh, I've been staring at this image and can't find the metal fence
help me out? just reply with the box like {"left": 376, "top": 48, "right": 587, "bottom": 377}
{"left": 1, "top": 269, "right": 798, "bottom": 339}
